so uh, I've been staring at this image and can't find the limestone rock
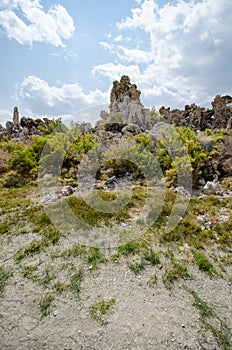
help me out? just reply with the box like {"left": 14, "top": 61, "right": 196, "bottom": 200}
{"left": 79, "top": 122, "right": 93, "bottom": 134}
{"left": 107, "top": 75, "right": 152, "bottom": 129}
{"left": 203, "top": 180, "right": 222, "bottom": 195}
{"left": 159, "top": 95, "right": 232, "bottom": 131}
{"left": 211, "top": 95, "right": 232, "bottom": 129}
{"left": 13, "top": 107, "right": 20, "bottom": 129}
{"left": 122, "top": 123, "right": 141, "bottom": 136}
{"left": 61, "top": 185, "right": 74, "bottom": 196}
{"left": 6, "top": 121, "right": 14, "bottom": 135}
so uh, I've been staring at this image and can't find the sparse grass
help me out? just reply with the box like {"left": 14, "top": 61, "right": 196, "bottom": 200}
{"left": 86, "top": 248, "right": 107, "bottom": 269}
{"left": 117, "top": 240, "right": 148, "bottom": 257}
{"left": 90, "top": 297, "right": 116, "bottom": 324}
{"left": 143, "top": 250, "right": 161, "bottom": 265}
{"left": 69, "top": 269, "right": 83, "bottom": 297}
{"left": 184, "top": 287, "right": 232, "bottom": 350}
{"left": 192, "top": 250, "right": 217, "bottom": 277}
{"left": 15, "top": 238, "right": 49, "bottom": 264}
{"left": 162, "top": 261, "right": 191, "bottom": 289}
{"left": 185, "top": 287, "right": 214, "bottom": 318}
{"left": 61, "top": 244, "right": 87, "bottom": 258}
{"left": 40, "top": 266, "right": 55, "bottom": 287}
{"left": 0, "top": 266, "right": 13, "bottom": 296}
{"left": 21, "top": 264, "right": 38, "bottom": 281}
{"left": 66, "top": 195, "right": 130, "bottom": 227}
{"left": 39, "top": 294, "right": 54, "bottom": 318}
{"left": 54, "top": 281, "right": 68, "bottom": 294}
{"left": 147, "top": 274, "right": 158, "bottom": 287}
{"left": 127, "top": 260, "right": 145, "bottom": 274}
{"left": 0, "top": 220, "right": 11, "bottom": 236}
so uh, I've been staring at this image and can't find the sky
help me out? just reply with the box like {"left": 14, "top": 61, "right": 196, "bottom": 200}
{"left": 0, "top": 0, "right": 231, "bottom": 126}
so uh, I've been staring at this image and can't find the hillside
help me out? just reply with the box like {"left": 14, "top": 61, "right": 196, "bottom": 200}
{"left": 0, "top": 76, "right": 232, "bottom": 350}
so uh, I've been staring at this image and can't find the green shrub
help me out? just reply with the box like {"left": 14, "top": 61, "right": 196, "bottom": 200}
{"left": 9, "top": 137, "right": 47, "bottom": 176}
{"left": 156, "top": 127, "right": 207, "bottom": 184}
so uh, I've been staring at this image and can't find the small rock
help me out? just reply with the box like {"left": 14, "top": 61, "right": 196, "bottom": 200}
{"left": 203, "top": 180, "right": 222, "bottom": 195}
{"left": 173, "top": 186, "right": 191, "bottom": 197}
{"left": 61, "top": 185, "right": 74, "bottom": 196}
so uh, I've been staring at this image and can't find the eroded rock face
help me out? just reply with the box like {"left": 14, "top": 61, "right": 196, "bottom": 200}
{"left": 159, "top": 95, "right": 232, "bottom": 131}
{"left": 106, "top": 75, "right": 152, "bottom": 129}
{"left": 13, "top": 107, "right": 20, "bottom": 129}
{"left": 211, "top": 95, "right": 232, "bottom": 130}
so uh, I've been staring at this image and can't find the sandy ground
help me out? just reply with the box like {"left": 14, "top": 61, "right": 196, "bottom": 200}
{"left": 0, "top": 231, "right": 231, "bottom": 350}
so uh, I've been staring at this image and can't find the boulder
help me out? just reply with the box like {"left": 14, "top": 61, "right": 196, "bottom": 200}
{"left": 122, "top": 123, "right": 141, "bottom": 136}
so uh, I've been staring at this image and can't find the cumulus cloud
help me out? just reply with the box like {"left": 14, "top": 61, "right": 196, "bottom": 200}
{"left": 19, "top": 76, "right": 109, "bottom": 118}
{"left": 0, "top": 0, "right": 75, "bottom": 47}
{"left": 93, "top": 0, "right": 232, "bottom": 108}
{"left": 0, "top": 109, "right": 12, "bottom": 127}
{"left": 92, "top": 62, "right": 141, "bottom": 82}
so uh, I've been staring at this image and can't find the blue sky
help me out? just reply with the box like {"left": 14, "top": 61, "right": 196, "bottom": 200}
{"left": 0, "top": 0, "right": 231, "bottom": 126}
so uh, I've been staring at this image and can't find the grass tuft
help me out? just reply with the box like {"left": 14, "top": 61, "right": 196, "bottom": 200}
{"left": 0, "top": 266, "right": 13, "bottom": 296}
{"left": 192, "top": 250, "right": 217, "bottom": 277}
{"left": 90, "top": 297, "right": 116, "bottom": 324}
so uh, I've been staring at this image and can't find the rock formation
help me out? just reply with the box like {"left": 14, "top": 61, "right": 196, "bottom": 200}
{"left": 101, "top": 75, "right": 152, "bottom": 130}
{"left": 159, "top": 95, "right": 232, "bottom": 131}
{"left": 13, "top": 107, "right": 20, "bottom": 129}
{"left": 1, "top": 78, "right": 231, "bottom": 142}
{"left": 0, "top": 107, "right": 50, "bottom": 141}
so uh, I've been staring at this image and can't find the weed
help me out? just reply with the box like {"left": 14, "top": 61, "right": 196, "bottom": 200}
{"left": 127, "top": 260, "right": 145, "bottom": 274}
{"left": 69, "top": 269, "right": 83, "bottom": 297}
{"left": 15, "top": 239, "right": 49, "bottom": 263}
{"left": 54, "top": 281, "right": 67, "bottom": 294}
{"left": 61, "top": 244, "right": 87, "bottom": 258}
{"left": 163, "top": 261, "right": 191, "bottom": 289}
{"left": 192, "top": 250, "right": 217, "bottom": 277}
{"left": 185, "top": 287, "right": 214, "bottom": 318}
{"left": 42, "top": 228, "right": 61, "bottom": 244}
{"left": 86, "top": 248, "right": 106, "bottom": 269}
{"left": 39, "top": 294, "right": 54, "bottom": 317}
{"left": 117, "top": 240, "right": 146, "bottom": 256}
{"left": 90, "top": 297, "right": 116, "bottom": 324}
{"left": 0, "top": 266, "right": 13, "bottom": 296}
{"left": 0, "top": 221, "right": 11, "bottom": 236}
{"left": 147, "top": 274, "right": 158, "bottom": 287}
{"left": 21, "top": 265, "right": 38, "bottom": 281}
{"left": 143, "top": 250, "right": 160, "bottom": 265}
{"left": 40, "top": 266, "right": 55, "bottom": 287}
{"left": 184, "top": 287, "right": 232, "bottom": 350}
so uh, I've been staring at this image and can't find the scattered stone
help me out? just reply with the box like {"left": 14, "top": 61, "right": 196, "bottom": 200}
{"left": 196, "top": 214, "right": 211, "bottom": 230}
{"left": 41, "top": 192, "right": 62, "bottom": 205}
{"left": 173, "top": 186, "right": 192, "bottom": 197}
{"left": 61, "top": 185, "right": 74, "bottom": 196}
{"left": 217, "top": 215, "right": 229, "bottom": 223}
{"left": 198, "top": 178, "right": 206, "bottom": 186}
{"left": 203, "top": 180, "right": 222, "bottom": 195}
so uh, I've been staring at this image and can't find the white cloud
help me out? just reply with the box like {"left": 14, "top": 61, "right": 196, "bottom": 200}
{"left": 93, "top": 0, "right": 232, "bottom": 108}
{"left": 18, "top": 76, "right": 109, "bottom": 119}
{"left": 99, "top": 41, "right": 113, "bottom": 51}
{"left": 0, "top": 109, "right": 12, "bottom": 127}
{"left": 0, "top": 0, "right": 75, "bottom": 47}
{"left": 91, "top": 63, "right": 141, "bottom": 82}
{"left": 114, "top": 35, "right": 123, "bottom": 42}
